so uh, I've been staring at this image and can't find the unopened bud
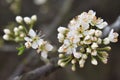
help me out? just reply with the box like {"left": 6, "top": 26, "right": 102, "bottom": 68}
{"left": 16, "top": 16, "right": 23, "bottom": 23}
{"left": 4, "top": 29, "right": 11, "bottom": 34}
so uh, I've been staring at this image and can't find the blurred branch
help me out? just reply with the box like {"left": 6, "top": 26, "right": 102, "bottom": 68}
{"left": 0, "top": 44, "right": 17, "bottom": 52}
{"left": 13, "top": 58, "right": 60, "bottom": 80}
{"left": 44, "top": 0, "right": 74, "bottom": 38}
{"left": 103, "top": 16, "right": 120, "bottom": 37}
{"left": 9, "top": 15, "right": 120, "bottom": 80}
{"left": 7, "top": 0, "right": 73, "bottom": 80}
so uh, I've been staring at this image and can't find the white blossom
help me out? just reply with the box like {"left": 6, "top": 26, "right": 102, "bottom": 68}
{"left": 73, "top": 52, "right": 82, "bottom": 59}
{"left": 95, "top": 30, "right": 102, "bottom": 37}
{"left": 91, "top": 42, "right": 98, "bottom": 49}
{"left": 91, "top": 58, "right": 98, "bottom": 65}
{"left": 57, "top": 27, "right": 68, "bottom": 34}
{"left": 14, "top": 27, "right": 19, "bottom": 32}
{"left": 96, "top": 21, "right": 108, "bottom": 29}
{"left": 4, "top": 29, "right": 11, "bottom": 34}
{"left": 79, "top": 59, "right": 85, "bottom": 68}
{"left": 57, "top": 33, "right": 64, "bottom": 42}
{"left": 31, "top": 15, "right": 37, "bottom": 22}
{"left": 86, "top": 48, "right": 91, "bottom": 53}
{"left": 16, "top": 16, "right": 23, "bottom": 23}
{"left": 24, "top": 29, "right": 40, "bottom": 49}
{"left": 108, "top": 29, "right": 119, "bottom": 42}
{"left": 103, "top": 38, "right": 110, "bottom": 45}
{"left": 3, "top": 34, "right": 9, "bottom": 40}
{"left": 24, "top": 17, "right": 31, "bottom": 24}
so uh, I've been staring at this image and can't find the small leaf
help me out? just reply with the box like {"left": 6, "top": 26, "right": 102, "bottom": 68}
{"left": 16, "top": 44, "right": 25, "bottom": 55}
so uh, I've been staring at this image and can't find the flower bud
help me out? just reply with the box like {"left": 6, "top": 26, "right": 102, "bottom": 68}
{"left": 71, "top": 65, "right": 76, "bottom": 71}
{"left": 59, "top": 54, "right": 64, "bottom": 58}
{"left": 3, "top": 34, "right": 9, "bottom": 40}
{"left": 14, "top": 27, "right": 19, "bottom": 32}
{"left": 71, "top": 59, "right": 76, "bottom": 64}
{"left": 58, "top": 60, "right": 62, "bottom": 65}
{"left": 31, "top": 15, "right": 37, "bottom": 22}
{"left": 103, "top": 38, "right": 110, "bottom": 45}
{"left": 79, "top": 59, "right": 85, "bottom": 68}
{"left": 86, "top": 48, "right": 91, "bottom": 53}
{"left": 101, "top": 58, "right": 108, "bottom": 64}
{"left": 57, "top": 33, "right": 64, "bottom": 42}
{"left": 91, "top": 58, "right": 98, "bottom": 65}
{"left": 60, "top": 62, "right": 66, "bottom": 67}
{"left": 16, "top": 16, "right": 23, "bottom": 23}
{"left": 104, "top": 46, "right": 111, "bottom": 51}
{"left": 25, "top": 42, "right": 31, "bottom": 48}
{"left": 24, "top": 17, "right": 31, "bottom": 24}
{"left": 91, "top": 50, "right": 97, "bottom": 56}
{"left": 4, "top": 29, "right": 11, "bottom": 34}
{"left": 57, "top": 27, "right": 68, "bottom": 34}
{"left": 18, "top": 25, "right": 24, "bottom": 30}
{"left": 91, "top": 42, "right": 98, "bottom": 49}
{"left": 95, "top": 30, "right": 102, "bottom": 37}
{"left": 82, "top": 54, "right": 88, "bottom": 59}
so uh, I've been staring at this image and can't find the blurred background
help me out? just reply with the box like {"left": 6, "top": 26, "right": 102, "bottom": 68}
{"left": 0, "top": 0, "right": 120, "bottom": 80}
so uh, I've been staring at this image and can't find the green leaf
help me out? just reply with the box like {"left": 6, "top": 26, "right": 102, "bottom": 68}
{"left": 16, "top": 44, "right": 25, "bottom": 55}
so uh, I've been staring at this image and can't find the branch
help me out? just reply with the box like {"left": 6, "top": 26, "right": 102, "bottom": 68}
{"left": 102, "top": 16, "right": 120, "bottom": 37}
{"left": 9, "top": 15, "right": 120, "bottom": 80}
{"left": 44, "top": 0, "right": 74, "bottom": 38}
{"left": 7, "top": 0, "right": 74, "bottom": 80}
{"left": 0, "top": 44, "right": 17, "bottom": 52}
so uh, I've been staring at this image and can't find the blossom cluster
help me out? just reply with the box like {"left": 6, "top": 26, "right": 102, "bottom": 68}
{"left": 3, "top": 15, "right": 53, "bottom": 58}
{"left": 57, "top": 10, "right": 119, "bottom": 71}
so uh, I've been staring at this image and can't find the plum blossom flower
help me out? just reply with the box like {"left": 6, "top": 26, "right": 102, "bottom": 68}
{"left": 37, "top": 39, "right": 53, "bottom": 58}
{"left": 24, "top": 29, "right": 40, "bottom": 49}
{"left": 108, "top": 29, "right": 119, "bottom": 42}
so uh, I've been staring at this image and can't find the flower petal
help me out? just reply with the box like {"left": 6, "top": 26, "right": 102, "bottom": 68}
{"left": 29, "top": 29, "right": 36, "bottom": 38}
{"left": 45, "top": 43, "right": 53, "bottom": 51}
{"left": 41, "top": 51, "right": 48, "bottom": 58}
{"left": 24, "top": 37, "right": 32, "bottom": 42}
{"left": 32, "top": 42, "right": 38, "bottom": 49}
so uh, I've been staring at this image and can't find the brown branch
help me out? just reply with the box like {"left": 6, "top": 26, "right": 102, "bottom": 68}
{"left": 13, "top": 64, "right": 60, "bottom": 80}
{"left": 7, "top": 0, "right": 74, "bottom": 80}
{"left": 9, "top": 15, "right": 120, "bottom": 80}
{"left": 0, "top": 44, "right": 17, "bottom": 52}
{"left": 102, "top": 16, "right": 120, "bottom": 37}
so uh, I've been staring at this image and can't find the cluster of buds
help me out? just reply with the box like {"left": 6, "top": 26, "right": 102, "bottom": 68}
{"left": 3, "top": 15, "right": 53, "bottom": 59}
{"left": 3, "top": 25, "right": 26, "bottom": 42}
{"left": 57, "top": 10, "right": 119, "bottom": 71}
{"left": 24, "top": 29, "right": 53, "bottom": 58}
{"left": 3, "top": 15, "right": 37, "bottom": 42}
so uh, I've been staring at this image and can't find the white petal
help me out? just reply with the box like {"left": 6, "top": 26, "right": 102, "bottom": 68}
{"left": 45, "top": 43, "right": 53, "bottom": 51}
{"left": 41, "top": 51, "right": 48, "bottom": 58}
{"left": 96, "top": 22, "right": 108, "bottom": 29}
{"left": 24, "top": 37, "right": 32, "bottom": 42}
{"left": 32, "top": 42, "right": 38, "bottom": 49}
{"left": 24, "top": 17, "right": 31, "bottom": 24}
{"left": 57, "top": 27, "right": 68, "bottom": 33}
{"left": 29, "top": 29, "right": 36, "bottom": 37}
{"left": 82, "top": 22, "right": 89, "bottom": 30}
{"left": 73, "top": 52, "right": 81, "bottom": 59}
{"left": 91, "top": 58, "right": 98, "bottom": 65}
{"left": 37, "top": 39, "right": 44, "bottom": 46}
{"left": 31, "top": 15, "right": 37, "bottom": 21}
